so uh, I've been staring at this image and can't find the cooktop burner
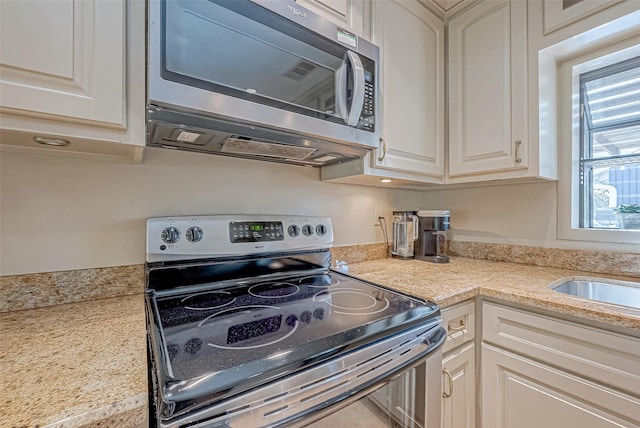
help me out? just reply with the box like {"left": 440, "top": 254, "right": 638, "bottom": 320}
{"left": 180, "top": 291, "right": 236, "bottom": 311}
{"left": 248, "top": 282, "right": 300, "bottom": 298}
{"left": 313, "top": 288, "right": 391, "bottom": 315}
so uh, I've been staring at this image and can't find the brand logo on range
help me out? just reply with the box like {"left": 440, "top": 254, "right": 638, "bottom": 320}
{"left": 286, "top": 4, "right": 307, "bottom": 18}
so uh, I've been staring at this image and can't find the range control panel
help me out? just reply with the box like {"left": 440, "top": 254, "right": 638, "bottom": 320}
{"left": 229, "top": 221, "right": 284, "bottom": 243}
{"left": 146, "top": 215, "right": 334, "bottom": 262}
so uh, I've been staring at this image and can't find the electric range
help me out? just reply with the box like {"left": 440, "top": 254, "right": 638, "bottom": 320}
{"left": 145, "top": 215, "right": 445, "bottom": 428}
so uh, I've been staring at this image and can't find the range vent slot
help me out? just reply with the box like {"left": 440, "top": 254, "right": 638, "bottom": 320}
{"left": 300, "top": 381, "right": 350, "bottom": 404}
{"left": 356, "top": 358, "right": 394, "bottom": 379}
{"left": 264, "top": 392, "right": 289, "bottom": 403}
{"left": 263, "top": 405, "right": 289, "bottom": 418}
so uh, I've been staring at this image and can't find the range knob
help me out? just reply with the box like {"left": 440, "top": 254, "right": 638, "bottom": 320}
{"left": 186, "top": 226, "right": 204, "bottom": 242}
{"left": 288, "top": 225, "right": 300, "bottom": 237}
{"left": 315, "top": 224, "right": 327, "bottom": 236}
{"left": 161, "top": 226, "right": 181, "bottom": 244}
{"left": 302, "top": 224, "right": 314, "bottom": 236}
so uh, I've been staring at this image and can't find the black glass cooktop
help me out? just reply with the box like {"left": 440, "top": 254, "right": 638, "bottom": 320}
{"left": 146, "top": 266, "right": 440, "bottom": 418}
{"left": 151, "top": 270, "right": 437, "bottom": 377}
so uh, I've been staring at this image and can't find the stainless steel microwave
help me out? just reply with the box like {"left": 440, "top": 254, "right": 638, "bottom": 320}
{"left": 147, "top": 0, "right": 380, "bottom": 166}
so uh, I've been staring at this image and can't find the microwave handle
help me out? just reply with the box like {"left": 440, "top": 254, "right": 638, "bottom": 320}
{"left": 337, "top": 51, "right": 366, "bottom": 126}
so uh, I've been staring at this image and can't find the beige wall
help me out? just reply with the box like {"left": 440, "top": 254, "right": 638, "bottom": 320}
{"left": 2, "top": 147, "right": 637, "bottom": 276}
{"left": 419, "top": 182, "right": 639, "bottom": 254}
{"left": 0, "top": 148, "right": 421, "bottom": 275}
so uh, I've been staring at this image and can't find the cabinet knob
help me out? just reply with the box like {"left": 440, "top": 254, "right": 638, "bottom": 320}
{"left": 377, "top": 138, "right": 387, "bottom": 162}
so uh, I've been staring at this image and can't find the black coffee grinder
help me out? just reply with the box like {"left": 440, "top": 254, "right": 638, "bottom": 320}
{"left": 415, "top": 210, "right": 450, "bottom": 263}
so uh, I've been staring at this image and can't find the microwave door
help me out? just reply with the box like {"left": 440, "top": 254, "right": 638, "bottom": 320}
{"left": 336, "top": 51, "right": 366, "bottom": 126}
{"left": 161, "top": 0, "right": 347, "bottom": 121}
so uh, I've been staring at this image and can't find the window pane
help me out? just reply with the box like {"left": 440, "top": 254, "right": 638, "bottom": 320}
{"left": 583, "top": 64, "right": 640, "bottom": 128}
{"left": 580, "top": 56, "right": 640, "bottom": 230}
{"left": 589, "top": 163, "right": 640, "bottom": 229}
{"left": 591, "top": 124, "right": 640, "bottom": 159}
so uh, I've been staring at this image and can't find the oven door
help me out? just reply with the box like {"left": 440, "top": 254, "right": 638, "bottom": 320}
{"left": 302, "top": 349, "right": 442, "bottom": 428}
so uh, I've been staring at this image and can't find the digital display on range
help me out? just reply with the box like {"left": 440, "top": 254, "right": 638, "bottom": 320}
{"left": 227, "top": 315, "right": 282, "bottom": 344}
{"left": 229, "top": 221, "right": 284, "bottom": 243}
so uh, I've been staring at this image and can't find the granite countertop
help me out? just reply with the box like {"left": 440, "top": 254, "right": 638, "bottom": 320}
{"left": 2, "top": 255, "right": 639, "bottom": 427}
{"left": 0, "top": 294, "right": 148, "bottom": 428}
{"left": 342, "top": 256, "right": 640, "bottom": 332}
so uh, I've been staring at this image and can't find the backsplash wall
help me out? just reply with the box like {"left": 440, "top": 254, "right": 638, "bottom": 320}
{"left": 2, "top": 147, "right": 638, "bottom": 276}
{"left": 0, "top": 148, "right": 421, "bottom": 275}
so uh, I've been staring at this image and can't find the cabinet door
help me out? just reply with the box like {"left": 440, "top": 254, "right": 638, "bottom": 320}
{"left": 482, "top": 343, "right": 640, "bottom": 428}
{"left": 371, "top": 0, "right": 445, "bottom": 178}
{"left": 293, "top": 0, "right": 367, "bottom": 38}
{"left": 442, "top": 343, "right": 475, "bottom": 428}
{"left": 448, "top": 0, "right": 528, "bottom": 177}
{"left": 543, "top": 0, "right": 624, "bottom": 35}
{"left": 0, "top": 0, "right": 125, "bottom": 128}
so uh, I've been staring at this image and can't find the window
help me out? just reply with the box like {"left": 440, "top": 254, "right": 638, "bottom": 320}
{"left": 554, "top": 29, "right": 640, "bottom": 247}
{"left": 579, "top": 57, "right": 640, "bottom": 230}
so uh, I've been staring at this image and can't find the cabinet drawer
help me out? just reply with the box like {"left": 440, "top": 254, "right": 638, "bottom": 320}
{"left": 483, "top": 302, "right": 640, "bottom": 397}
{"left": 441, "top": 301, "right": 475, "bottom": 353}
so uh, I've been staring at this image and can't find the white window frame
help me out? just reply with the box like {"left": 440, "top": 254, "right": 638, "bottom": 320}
{"left": 556, "top": 35, "right": 640, "bottom": 245}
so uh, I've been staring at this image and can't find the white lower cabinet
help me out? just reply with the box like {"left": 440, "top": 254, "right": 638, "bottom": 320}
{"left": 481, "top": 302, "right": 640, "bottom": 428}
{"left": 482, "top": 343, "right": 640, "bottom": 428}
{"left": 442, "top": 343, "right": 475, "bottom": 428}
{"left": 441, "top": 301, "right": 476, "bottom": 428}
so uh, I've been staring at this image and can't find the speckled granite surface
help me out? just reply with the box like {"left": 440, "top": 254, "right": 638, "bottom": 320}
{"left": 0, "top": 294, "right": 147, "bottom": 428}
{"left": 449, "top": 241, "right": 640, "bottom": 278}
{"left": 0, "top": 264, "right": 144, "bottom": 313}
{"left": 331, "top": 243, "right": 388, "bottom": 265}
{"left": 339, "top": 257, "right": 640, "bottom": 331}
{"left": 2, "top": 243, "right": 640, "bottom": 427}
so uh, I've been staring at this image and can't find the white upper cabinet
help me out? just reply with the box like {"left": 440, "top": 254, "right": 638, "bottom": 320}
{"left": 372, "top": 0, "right": 445, "bottom": 178}
{"left": 293, "top": 0, "right": 369, "bottom": 38}
{"left": 0, "top": 0, "right": 144, "bottom": 162}
{"left": 0, "top": 0, "right": 124, "bottom": 126}
{"left": 320, "top": 0, "right": 446, "bottom": 188}
{"left": 448, "top": 0, "right": 528, "bottom": 180}
{"left": 542, "top": 0, "right": 625, "bottom": 35}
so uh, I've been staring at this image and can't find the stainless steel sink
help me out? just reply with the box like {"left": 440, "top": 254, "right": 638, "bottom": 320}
{"left": 551, "top": 278, "right": 640, "bottom": 310}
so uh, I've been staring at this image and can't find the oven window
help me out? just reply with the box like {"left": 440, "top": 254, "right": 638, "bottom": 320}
{"left": 307, "top": 367, "right": 425, "bottom": 428}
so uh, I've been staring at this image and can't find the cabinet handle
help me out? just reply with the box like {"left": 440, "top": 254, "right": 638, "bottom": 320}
{"left": 515, "top": 140, "right": 522, "bottom": 164}
{"left": 448, "top": 319, "right": 466, "bottom": 333}
{"left": 377, "top": 138, "right": 387, "bottom": 162}
{"left": 442, "top": 369, "right": 453, "bottom": 398}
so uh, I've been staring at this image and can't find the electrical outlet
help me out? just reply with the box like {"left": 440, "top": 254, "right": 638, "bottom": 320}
{"left": 373, "top": 207, "right": 386, "bottom": 226}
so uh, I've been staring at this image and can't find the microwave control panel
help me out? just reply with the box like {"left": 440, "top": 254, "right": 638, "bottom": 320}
{"left": 358, "top": 70, "right": 376, "bottom": 132}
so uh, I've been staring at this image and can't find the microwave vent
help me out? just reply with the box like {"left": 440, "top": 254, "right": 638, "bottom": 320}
{"left": 282, "top": 60, "right": 316, "bottom": 81}
{"left": 222, "top": 137, "right": 317, "bottom": 160}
